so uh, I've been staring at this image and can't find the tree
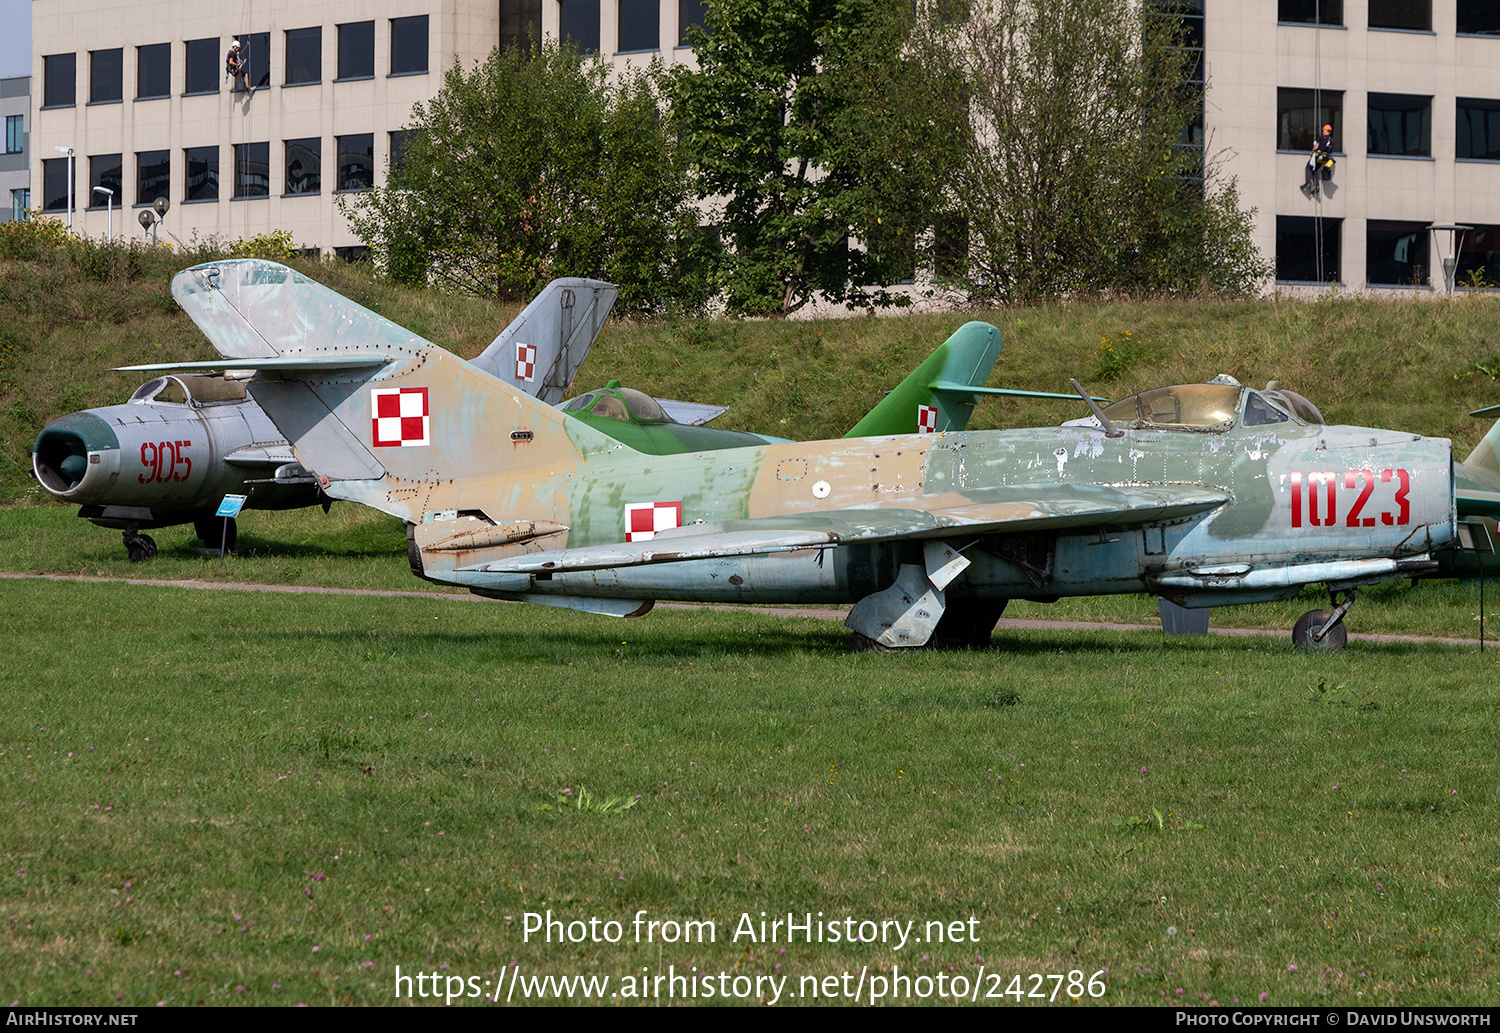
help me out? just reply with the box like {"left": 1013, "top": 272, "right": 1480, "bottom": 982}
{"left": 922, "top": 0, "right": 1268, "bottom": 304}
{"left": 342, "top": 44, "right": 712, "bottom": 314}
{"left": 669, "top": 0, "right": 969, "bottom": 317}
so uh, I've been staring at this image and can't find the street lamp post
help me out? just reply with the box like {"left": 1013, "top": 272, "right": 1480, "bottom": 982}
{"left": 52, "top": 146, "right": 75, "bottom": 228}
{"left": 92, "top": 186, "right": 114, "bottom": 242}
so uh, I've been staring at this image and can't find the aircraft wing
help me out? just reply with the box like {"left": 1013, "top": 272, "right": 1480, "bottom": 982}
{"left": 222, "top": 443, "right": 298, "bottom": 468}
{"left": 461, "top": 483, "right": 1229, "bottom": 575}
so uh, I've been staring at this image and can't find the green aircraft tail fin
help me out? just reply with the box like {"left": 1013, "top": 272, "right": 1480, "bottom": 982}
{"left": 1466, "top": 405, "right": 1500, "bottom": 475}
{"left": 844, "top": 322, "right": 1003, "bottom": 438}
{"left": 841, "top": 322, "right": 1105, "bottom": 439}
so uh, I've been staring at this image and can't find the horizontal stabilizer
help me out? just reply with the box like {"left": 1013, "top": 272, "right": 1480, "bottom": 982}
{"left": 931, "top": 381, "right": 1109, "bottom": 403}
{"left": 1456, "top": 486, "right": 1500, "bottom": 518}
{"left": 115, "top": 356, "right": 390, "bottom": 375}
{"left": 658, "top": 399, "right": 730, "bottom": 426}
{"left": 464, "top": 484, "right": 1228, "bottom": 576}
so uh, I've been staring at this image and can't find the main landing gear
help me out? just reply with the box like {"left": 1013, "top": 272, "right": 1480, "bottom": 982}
{"left": 122, "top": 526, "right": 157, "bottom": 564}
{"left": 1292, "top": 589, "right": 1355, "bottom": 652}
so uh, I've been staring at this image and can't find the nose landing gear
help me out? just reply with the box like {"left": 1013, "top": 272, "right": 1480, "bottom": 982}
{"left": 1293, "top": 589, "right": 1356, "bottom": 651}
{"left": 122, "top": 526, "right": 157, "bottom": 564}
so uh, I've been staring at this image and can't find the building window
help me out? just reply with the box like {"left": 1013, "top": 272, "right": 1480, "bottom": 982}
{"left": 1278, "top": 0, "right": 1342, "bottom": 25}
{"left": 934, "top": 216, "right": 969, "bottom": 280}
{"left": 184, "top": 38, "right": 218, "bottom": 94}
{"left": 619, "top": 0, "right": 659, "bottom": 51}
{"left": 1368, "top": 93, "right": 1430, "bottom": 157}
{"left": 678, "top": 0, "right": 706, "bottom": 44}
{"left": 502, "top": 0, "right": 543, "bottom": 52}
{"left": 285, "top": 27, "right": 321, "bottom": 84}
{"left": 90, "top": 49, "right": 122, "bottom": 103}
{"left": 1367, "top": 221, "right": 1429, "bottom": 286}
{"left": 1276, "top": 88, "right": 1342, "bottom": 153}
{"left": 137, "top": 150, "right": 170, "bottom": 205}
{"left": 338, "top": 22, "right": 375, "bottom": 80}
{"left": 285, "top": 138, "right": 321, "bottom": 194}
{"left": 184, "top": 146, "right": 219, "bottom": 200}
{"left": 1368, "top": 0, "right": 1429, "bottom": 31}
{"left": 4, "top": 114, "right": 21, "bottom": 154}
{"left": 336, "top": 134, "right": 374, "bottom": 191}
{"left": 233, "top": 142, "right": 269, "bottom": 198}
{"left": 1457, "top": 98, "right": 1500, "bottom": 162}
{"left": 237, "top": 33, "right": 271, "bottom": 89}
{"left": 559, "top": 0, "right": 601, "bottom": 54}
{"left": 88, "top": 154, "right": 122, "bottom": 207}
{"left": 137, "top": 43, "right": 170, "bottom": 99}
{"left": 335, "top": 245, "right": 370, "bottom": 263}
{"left": 1276, "top": 215, "right": 1340, "bottom": 283}
{"left": 389, "top": 130, "right": 420, "bottom": 174}
{"left": 11, "top": 189, "right": 29, "bottom": 221}
{"left": 42, "top": 157, "right": 74, "bottom": 212}
{"left": 1457, "top": 226, "right": 1500, "bottom": 287}
{"left": 43, "top": 54, "right": 76, "bottom": 108}
{"left": 391, "top": 16, "right": 429, "bottom": 74}
{"left": 1458, "top": 0, "right": 1500, "bottom": 35}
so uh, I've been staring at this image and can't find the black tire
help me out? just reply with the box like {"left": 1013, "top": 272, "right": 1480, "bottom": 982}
{"left": 851, "top": 632, "right": 900, "bottom": 653}
{"left": 1292, "top": 609, "right": 1347, "bottom": 651}
{"left": 126, "top": 534, "right": 157, "bottom": 564}
{"left": 931, "top": 599, "right": 1009, "bottom": 650}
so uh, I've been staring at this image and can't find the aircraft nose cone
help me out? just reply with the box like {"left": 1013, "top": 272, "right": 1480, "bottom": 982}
{"left": 33, "top": 412, "right": 120, "bottom": 495}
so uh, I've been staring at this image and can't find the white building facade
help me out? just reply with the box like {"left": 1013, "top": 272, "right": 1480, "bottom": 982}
{"left": 25, "top": 0, "right": 1500, "bottom": 289}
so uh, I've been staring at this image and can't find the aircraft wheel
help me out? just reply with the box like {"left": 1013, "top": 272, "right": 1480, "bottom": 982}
{"left": 126, "top": 534, "right": 157, "bottom": 564}
{"left": 930, "top": 600, "right": 1009, "bottom": 650}
{"left": 851, "top": 632, "right": 900, "bottom": 654}
{"left": 195, "top": 516, "right": 238, "bottom": 551}
{"left": 1292, "top": 609, "right": 1347, "bottom": 652}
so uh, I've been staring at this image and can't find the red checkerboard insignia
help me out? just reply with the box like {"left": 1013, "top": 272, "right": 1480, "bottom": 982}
{"left": 624, "top": 501, "right": 683, "bottom": 543}
{"left": 515, "top": 343, "right": 537, "bottom": 382}
{"left": 370, "top": 387, "right": 430, "bottom": 447}
{"left": 917, "top": 404, "right": 938, "bottom": 434}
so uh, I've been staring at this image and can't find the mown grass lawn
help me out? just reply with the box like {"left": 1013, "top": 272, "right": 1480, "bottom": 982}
{"left": 1, "top": 577, "right": 1495, "bottom": 1006}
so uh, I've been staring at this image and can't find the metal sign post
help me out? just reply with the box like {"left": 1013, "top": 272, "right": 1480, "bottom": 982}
{"left": 216, "top": 494, "right": 248, "bottom": 559}
{"left": 1457, "top": 520, "right": 1495, "bottom": 653}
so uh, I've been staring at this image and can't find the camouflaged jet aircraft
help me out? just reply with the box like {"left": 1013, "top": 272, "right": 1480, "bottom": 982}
{"left": 121, "top": 263, "right": 1457, "bottom": 652}
{"left": 33, "top": 265, "right": 616, "bottom": 560}
{"left": 556, "top": 320, "right": 1093, "bottom": 451}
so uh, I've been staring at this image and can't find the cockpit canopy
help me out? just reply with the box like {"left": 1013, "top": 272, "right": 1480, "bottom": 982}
{"left": 1093, "top": 383, "right": 1316, "bottom": 431}
{"left": 561, "top": 381, "right": 674, "bottom": 425}
{"left": 129, "top": 375, "right": 248, "bottom": 406}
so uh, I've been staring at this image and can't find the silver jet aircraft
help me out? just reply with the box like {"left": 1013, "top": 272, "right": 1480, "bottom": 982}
{"left": 34, "top": 263, "right": 615, "bottom": 560}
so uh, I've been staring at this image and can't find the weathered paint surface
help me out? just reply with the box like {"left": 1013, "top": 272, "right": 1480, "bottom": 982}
{"left": 133, "top": 261, "right": 1461, "bottom": 642}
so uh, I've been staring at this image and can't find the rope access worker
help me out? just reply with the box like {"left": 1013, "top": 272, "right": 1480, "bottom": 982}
{"left": 1303, "top": 124, "right": 1334, "bottom": 195}
{"left": 225, "top": 40, "right": 249, "bottom": 92}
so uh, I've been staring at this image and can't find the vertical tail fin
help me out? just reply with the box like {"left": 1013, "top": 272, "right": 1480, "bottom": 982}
{"left": 844, "top": 322, "right": 1003, "bottom": 437}
{"left": 1467, "top": 405, "right": 1500, "bottom": 475}
{"left": 472, "top": 278, "right": 618, "bottom": 404}
{"left": 171, "top": 261, "right": 616, "bottom": 405}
